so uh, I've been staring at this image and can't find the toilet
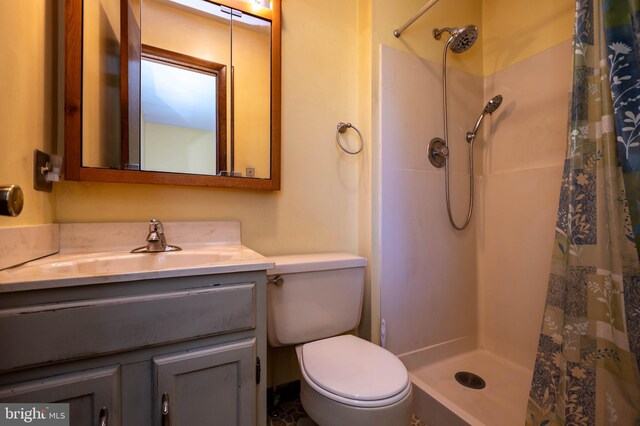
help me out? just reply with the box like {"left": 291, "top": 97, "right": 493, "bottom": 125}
{"left": 267, "top": 253, "right": 412, "bottom": 425}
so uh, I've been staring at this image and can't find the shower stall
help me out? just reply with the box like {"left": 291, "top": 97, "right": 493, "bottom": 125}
{"left": 378, "top": 17, "right": 572, "bottom": 425}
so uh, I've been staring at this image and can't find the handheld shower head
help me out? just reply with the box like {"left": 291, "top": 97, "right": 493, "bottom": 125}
{"left": 483, "top": 95, "right": 503, "bottom": 115}
{"left": 433, "top": 25, "right": 478, "bottom": 53}
{"left": 466, "top": 95, "right": 503, "bottom": 143}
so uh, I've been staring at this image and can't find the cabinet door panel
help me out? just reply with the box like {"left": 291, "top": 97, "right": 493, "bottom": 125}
{"left": 154, "top": 339, "right": 255, "bottom": 426}
{"left": 0, "top": 365, "right": 120, "bottom": 426}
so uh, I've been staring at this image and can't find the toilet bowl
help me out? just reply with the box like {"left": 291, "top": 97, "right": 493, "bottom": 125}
{"left": 267, "top": 253, "right": 412, "bottom": 426}
{"left": 297, "top": 335, "right": 412, "bottom": 425}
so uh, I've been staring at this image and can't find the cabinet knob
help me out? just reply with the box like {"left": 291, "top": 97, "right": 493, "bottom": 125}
{"left": 99, "top": 407, "right": 108, "bottom": 426}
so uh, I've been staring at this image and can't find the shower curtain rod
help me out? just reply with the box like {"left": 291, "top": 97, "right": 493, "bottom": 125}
{"left": 393, "top": 0, "right": 441, "bottom": 38}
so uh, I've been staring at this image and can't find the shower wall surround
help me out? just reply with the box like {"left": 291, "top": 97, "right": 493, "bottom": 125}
{"left": 380, "top": 44, "right": 484, "bottom": 355}
{"left": 379, "top": 39, "right": 572, "bottom": 369}
{"left": 478, "top": 40, "right": 571, "bottom": 368}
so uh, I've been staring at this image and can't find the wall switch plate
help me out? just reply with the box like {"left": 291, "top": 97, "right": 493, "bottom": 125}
{"left": 34, "top": 149, "right": 52, "bottom": 192}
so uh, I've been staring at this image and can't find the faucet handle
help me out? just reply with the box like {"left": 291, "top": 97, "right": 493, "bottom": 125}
{"left": 146, "top": 230, "right": 161, "bottom": 243}
{"left": 131, "top": 219, "right": 181, "bottom": 253}
{"left": 149, "top": 219, "right": 165, "bottom": 234}
{"left": 146, "top": 219, "right": 164, "bottom": 251}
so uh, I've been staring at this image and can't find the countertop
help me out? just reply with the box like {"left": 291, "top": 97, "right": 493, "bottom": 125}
{"left": 0, "top": 244, "right": 274, "bottom": 293}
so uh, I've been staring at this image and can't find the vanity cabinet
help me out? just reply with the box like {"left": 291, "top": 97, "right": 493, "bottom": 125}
{"left": 0, "top": 271, "right": 267, "bottom": 426}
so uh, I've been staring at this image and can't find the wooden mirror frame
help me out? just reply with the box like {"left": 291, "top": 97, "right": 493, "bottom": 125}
{"left": 64, "top": 0, "right": 281, "bottom": 190}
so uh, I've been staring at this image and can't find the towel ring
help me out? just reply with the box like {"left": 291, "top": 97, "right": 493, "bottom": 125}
{"left": 336, "top": 122, "right": 364, "bottom": 155}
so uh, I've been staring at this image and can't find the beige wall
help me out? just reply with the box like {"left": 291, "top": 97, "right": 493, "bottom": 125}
{"left": 373, "top": 0, "right": 483, "bottom": 76}
{"left": 483, "top": 0, "right": 574, "bottom": 75}
{"left": 0, "top": 1, "right": 56, "bottom": 227}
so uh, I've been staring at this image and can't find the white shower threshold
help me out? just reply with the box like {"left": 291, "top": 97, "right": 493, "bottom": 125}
{"left": 400, "top": 337, "right": 533, "bottom": 426}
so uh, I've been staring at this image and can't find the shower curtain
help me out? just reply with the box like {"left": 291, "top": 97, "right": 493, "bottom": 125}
{"left": 526, "top": 0, "right": 640, "bottom": 424}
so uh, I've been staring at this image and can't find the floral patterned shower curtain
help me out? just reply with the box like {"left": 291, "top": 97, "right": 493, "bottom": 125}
{"left": 526, "top": 0, "right": 640, "bottom": 424}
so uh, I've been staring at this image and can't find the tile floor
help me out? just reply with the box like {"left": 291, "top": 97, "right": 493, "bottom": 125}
{"left": 267, "top": 398, "right": 308, "bottom": 426}
{"left": 267, "top": 398, "right": 426, "bottom": 426}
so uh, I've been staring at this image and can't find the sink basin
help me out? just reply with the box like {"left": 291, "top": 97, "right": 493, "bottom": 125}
{"left": 0, "top": 245, "right": 272, "bottom": 290}
{"left": 25, "top": 251, "right": 235, "bottom": 276}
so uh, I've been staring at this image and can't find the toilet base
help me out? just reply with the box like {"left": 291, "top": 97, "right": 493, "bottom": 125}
{"left": 299, "top": 376, "right": 412, "bottom": 426}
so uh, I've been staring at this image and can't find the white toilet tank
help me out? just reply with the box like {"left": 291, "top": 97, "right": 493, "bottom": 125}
{"left": 266, "top": 253, "right": 367, "bottom": 347}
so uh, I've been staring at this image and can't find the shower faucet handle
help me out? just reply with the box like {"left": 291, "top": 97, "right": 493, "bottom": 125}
{"left": 427, "top": 137, "right": 448, "bottom": 169}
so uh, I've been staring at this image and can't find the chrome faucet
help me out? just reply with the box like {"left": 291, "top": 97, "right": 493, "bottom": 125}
{"left": 131, "top": 219, "right": 182, "bottom": 253}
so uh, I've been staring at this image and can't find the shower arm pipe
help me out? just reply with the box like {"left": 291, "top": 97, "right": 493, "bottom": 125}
{"left": 442, "top": 36, "right": 475, "bottom": 230}
{"left": 393, "top": 0, "right": 441, "bottom": 38}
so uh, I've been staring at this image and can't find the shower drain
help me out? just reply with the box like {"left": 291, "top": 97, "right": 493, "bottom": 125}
{"left": 454, "top": 371, "right": 486, "bottom": 390}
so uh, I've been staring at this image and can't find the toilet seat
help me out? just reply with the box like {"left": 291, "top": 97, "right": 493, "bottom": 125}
{"left": 297, "top": 335, "right": 411, "bottom": 408}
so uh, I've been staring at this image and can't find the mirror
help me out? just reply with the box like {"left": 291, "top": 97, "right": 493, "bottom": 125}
{"left": 65, "top": 0, "right": 281, "bottom": 189}
{"left": 140, "top": 44, "right": 227, "bottom": 175}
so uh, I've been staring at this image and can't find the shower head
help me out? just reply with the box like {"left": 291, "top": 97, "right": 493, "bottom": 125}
{"left": 433, "top": 25, "right": 478, "bottom": 53}
{"left": 483, "top": 95, "right": 503, "bottom": 115}
{"left": 466, "top": 94, "right": 503, "bottom": 143}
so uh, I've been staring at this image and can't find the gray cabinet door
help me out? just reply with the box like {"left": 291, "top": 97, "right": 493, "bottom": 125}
{"left": 0, "top": 365, "right": 120, "bottom": 426}
{"left": 154, "top": 338, "right": 256, "bottom": 426}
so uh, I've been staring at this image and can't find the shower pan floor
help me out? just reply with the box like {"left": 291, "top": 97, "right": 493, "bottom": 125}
{"left": 408, "top": 349, "right": 532, "bottom": 426}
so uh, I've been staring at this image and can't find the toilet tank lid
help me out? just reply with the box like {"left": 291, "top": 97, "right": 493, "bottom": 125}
{"left": 267, "top": 253, "right": 367, "bottom": 275}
